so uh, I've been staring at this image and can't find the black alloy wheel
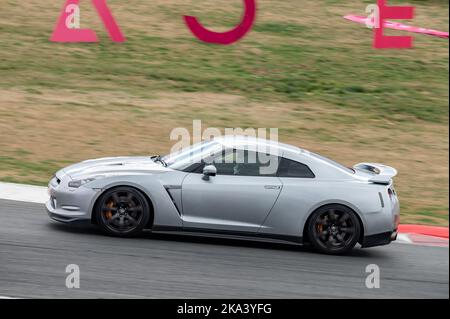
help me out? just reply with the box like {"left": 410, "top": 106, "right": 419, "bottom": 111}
{"left": 96, "top": 187, "right": 150, "bottom": 237}
{"left": 307, "top": 205, "right": 361, "bottom": 254}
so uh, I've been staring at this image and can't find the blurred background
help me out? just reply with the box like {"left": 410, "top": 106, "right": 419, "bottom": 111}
{"left": 0, "top": 0, "right": 448, "bottom": 225}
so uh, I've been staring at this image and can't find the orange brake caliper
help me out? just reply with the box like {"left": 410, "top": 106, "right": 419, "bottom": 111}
{"left": 104, "top": 200, "right": 114, "bottom": 219}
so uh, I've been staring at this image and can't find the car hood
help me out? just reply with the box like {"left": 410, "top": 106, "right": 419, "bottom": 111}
{"left": 61, "top": 156, "right": 172, "bottom": 179}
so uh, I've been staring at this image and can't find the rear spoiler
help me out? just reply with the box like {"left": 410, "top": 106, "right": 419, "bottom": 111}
{"left": 353, "top": 163, "right": 398, "bottom": 185}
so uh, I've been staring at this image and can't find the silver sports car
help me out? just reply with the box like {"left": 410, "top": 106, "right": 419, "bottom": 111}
{"left": 46, "top": 136, "right": 400, "bottom": 254}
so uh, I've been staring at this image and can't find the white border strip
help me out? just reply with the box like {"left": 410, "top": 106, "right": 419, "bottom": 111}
{"left": 396, "top": 233, "right": 413, "bottom": 244}
{"left": 0, "top": 182, "right": 48, "bottom": 204}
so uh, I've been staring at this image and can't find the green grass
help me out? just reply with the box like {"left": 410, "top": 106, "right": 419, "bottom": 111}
{"left": 0, "top": 156, "right": 65, "bottom": 186}
{"left": 0, "top": 1, "right": 448, "bottom": 121}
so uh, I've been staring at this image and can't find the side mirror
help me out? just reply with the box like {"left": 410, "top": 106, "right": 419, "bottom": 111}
{"left": 203, "top": 165, "right": 217, "bottom": 177}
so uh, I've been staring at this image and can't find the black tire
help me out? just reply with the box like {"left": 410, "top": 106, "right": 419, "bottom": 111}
{"left": 307, "top": 204, "right": 361, "bottom": 255}
{"left": 95, "top": 186, "right": 150, "bottom": 237}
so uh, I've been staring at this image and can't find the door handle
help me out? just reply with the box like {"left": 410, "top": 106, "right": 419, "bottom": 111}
{"left": 264, "top": 185, "right": 281, "bottom": 190}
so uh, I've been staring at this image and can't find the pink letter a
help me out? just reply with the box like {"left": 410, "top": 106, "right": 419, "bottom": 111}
{"left": 50, "top": 0, "right": 125, "bottom": 43}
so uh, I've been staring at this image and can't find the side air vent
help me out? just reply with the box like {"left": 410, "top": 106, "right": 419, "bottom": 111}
{"left": 164, "top": 186, "right": 182, "bottom": 216}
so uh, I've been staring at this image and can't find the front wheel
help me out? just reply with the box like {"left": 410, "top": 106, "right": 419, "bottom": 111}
{"left": 307, "top": 205, "right": 361, "bottom": 254}
{"left": 95, "top": 187, "right": 150, "bottom": 237}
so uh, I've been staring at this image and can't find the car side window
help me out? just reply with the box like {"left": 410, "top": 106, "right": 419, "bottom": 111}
{"left": 199, "top": 149, "right": 280, "bottom": 177}
{"left": 277, "top": 158, "right": 315, "bottom": 178}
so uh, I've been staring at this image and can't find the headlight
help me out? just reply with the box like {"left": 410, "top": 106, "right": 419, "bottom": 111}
{"left": 49, "top": 175, "right": 58, "bottom": 188}
{"left": 68, "top": 177, "right": 101, "bottom": 188}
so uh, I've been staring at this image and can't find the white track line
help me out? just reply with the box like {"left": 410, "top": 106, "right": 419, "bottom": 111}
{"left": 0, "top": 182, "right": 48, "bottom": 204}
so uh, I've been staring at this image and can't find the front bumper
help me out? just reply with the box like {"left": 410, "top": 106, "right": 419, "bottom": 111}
{"left": 46, "top": 200, "right": 90, "bottom": 223}
{"left": 46, "top": 178, "right": 100, "bottom": 223}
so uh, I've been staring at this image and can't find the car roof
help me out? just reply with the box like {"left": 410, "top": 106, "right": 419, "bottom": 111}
{"left": 212, "top": 135, "right": 306, "bottom": 156}
{"left": 211, "top": 135, "right": 355, "bottom": 178}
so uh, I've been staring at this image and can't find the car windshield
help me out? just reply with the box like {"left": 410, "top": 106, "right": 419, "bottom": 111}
{"left": 162, "top": 140, "right": 223, "bottom": 171}
{"left": 309, "top": 152, "right": 355, "bottom": 174}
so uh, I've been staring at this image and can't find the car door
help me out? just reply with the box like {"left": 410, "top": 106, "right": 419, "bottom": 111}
{"left": 181, "top": 149, "right": 283, "bottom": 233}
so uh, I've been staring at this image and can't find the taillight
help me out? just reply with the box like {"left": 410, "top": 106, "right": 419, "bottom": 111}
{"left": 388, "top": 188, "right": 393, "bottom": 200}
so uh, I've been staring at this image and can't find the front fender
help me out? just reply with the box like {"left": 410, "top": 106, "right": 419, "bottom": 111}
{"left": 86, "top": 174, "right": 183, "bottom": 228}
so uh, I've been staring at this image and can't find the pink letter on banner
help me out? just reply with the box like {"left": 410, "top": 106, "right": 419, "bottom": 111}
{"left": 50, "top": 0, "right": 125, "bottom": 43}
{"left": 184, "top": 0, "right": 256, "bottom": 45}
{"left": 374, "top": 0, "right": 414, "bottom": 49}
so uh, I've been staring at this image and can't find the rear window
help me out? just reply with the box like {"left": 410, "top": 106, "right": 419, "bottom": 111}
{"left": 277, "top": 158, "right": 315, "bottom": 178}
{"left": 309, "top": 152, "right": 355, "bottom": 174}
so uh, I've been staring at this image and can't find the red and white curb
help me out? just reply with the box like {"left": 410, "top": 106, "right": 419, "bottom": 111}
{"left": 396, "top": 233, "right": 448, "bottom": 247}
{"left": 0, "top": 182, "right": 448, "bottom": 247}
{"left": 396, "top": 225, "right": 449, "bottom": 247}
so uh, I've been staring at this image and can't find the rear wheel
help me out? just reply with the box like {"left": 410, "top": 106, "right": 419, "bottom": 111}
{"left": 95, "top": 187, "right": 150, "bottom": 237}
{"left": 307, "top": 205, "right": 361, "bottom": 254}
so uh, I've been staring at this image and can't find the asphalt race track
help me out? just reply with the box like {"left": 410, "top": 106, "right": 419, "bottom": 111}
{"left": 0, "top": 199, "right": 448, "bottom": 299}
